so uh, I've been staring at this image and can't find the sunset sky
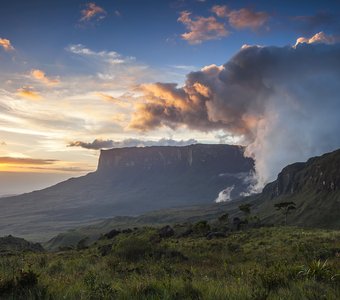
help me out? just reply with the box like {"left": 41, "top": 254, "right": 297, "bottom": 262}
{"left": 1, "top": 0, "right": 340, "bottom": 194}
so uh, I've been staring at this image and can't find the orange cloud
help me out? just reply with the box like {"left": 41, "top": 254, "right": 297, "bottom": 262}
{"left": 212, "top": 5, "right": 269, "bottom": 30}
{"left": 178, "top": 11, "right": 228, "bottom": 44}
{"left": 80, "top": 2, "right": 106, "bottom": 22}
{"left": 0, "top": 38, "right": 14, "bottom": 51}
{"left": 0, "top": 157, "right": 57, "bottom": 165}
{"left": 295, "top": 32, "right": 338, "bottom": 46}
{"left": 129, "top": 81, "right": 227, "bottom": 132}
{"left": 17, "top": 87, "right": 42, "bottom": 101}
{"left": 95, "top": 92, "right": 131, "bottom": 108}
{"left": 31, "top": 69, "right": 60, "bottom": 86}
{"left": 96, "top": 92, "right": 121, "bottom": 102}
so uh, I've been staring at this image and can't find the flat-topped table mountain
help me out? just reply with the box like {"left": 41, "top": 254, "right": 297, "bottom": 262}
{"left": 0, "top": 144, "right": 254, "bottom": 241}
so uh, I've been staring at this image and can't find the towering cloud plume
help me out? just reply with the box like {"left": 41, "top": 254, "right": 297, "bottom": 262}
{"left": 130, "top": 37, "right": 340, "bottom": 189}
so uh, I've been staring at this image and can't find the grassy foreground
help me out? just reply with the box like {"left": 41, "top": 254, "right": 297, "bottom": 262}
{"left": 0, "top": 226, "right": 339, "bottom": 299}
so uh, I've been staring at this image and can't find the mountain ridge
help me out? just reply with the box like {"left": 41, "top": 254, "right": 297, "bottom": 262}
{"left": 45, "top": 148, "right": 340, "bottom": 250}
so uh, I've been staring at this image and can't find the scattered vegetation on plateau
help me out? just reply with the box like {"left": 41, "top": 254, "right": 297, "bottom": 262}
{"left": 0, "top": 220, "right": 339, "bottom": 299}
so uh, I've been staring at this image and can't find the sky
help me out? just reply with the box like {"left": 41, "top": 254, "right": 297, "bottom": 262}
{"left": 1, "top": 0, "right": 340, "bottom": 194}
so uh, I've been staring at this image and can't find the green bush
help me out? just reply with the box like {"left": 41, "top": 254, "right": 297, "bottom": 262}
{"left": 192, "top": 221, "right": 210, "bottom": 235}
{"left": 113, "top": 236, "right": 154, "bottom": 262}
{"left": 83, "top": 271, "right": 116, "bottom": 299}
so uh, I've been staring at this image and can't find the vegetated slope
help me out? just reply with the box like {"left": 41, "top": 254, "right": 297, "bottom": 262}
{"left": 256, "top": 148, "right": 340, "bottom": 228}
{"left": 0, "top": 144, "right": 254, "bottom": 241}
{"left": 2, "top": 227, "right": 340, "bottom": 299}
{"left": 0, "top": 235, "right": 44, "bottom": 255}
{"left": 45, "top": 198, "right": 255, "bottom": 250}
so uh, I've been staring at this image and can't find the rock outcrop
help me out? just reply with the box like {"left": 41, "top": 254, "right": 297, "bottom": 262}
{"left": 263, "top": 149, "right": 340, "bottom": 199}
{"left": 0, "top": 235, "right": 44, "bottom": 254}
{"left": 257, "top": 148, "right": 340, "bottom": 228}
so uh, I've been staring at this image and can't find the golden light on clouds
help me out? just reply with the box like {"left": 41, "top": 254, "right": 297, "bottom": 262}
{"left": 31, "top": 69, "right": 60, "bottom": 86}
{"left": 95, "top": 92, "right": 130, "bottom": 107}
{"left": 178, "top": 11, "right": 229, "bottom": 44}
{"left": 211, "top": 5, "right": 269, "bottom": 30}
{"left": 0, "top": 156, "right": 55, "bottom": 173}
{"left": 0, "top": 157, "right": 57, "bottom": 165}
{"left": 0, "top": 156, "right": 94, "bottom": 173}
{"left": 16, "top": 87, "right": 42, "bottom": 101}
{"left": 0, "top": 38, "right": 14, "bottom": 51}
{"left": 295, "top": 31, "right": 337, "bottom": 46}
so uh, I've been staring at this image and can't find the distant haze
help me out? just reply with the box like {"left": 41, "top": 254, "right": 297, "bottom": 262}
{"left": 0, "top": 172, "right": 78, "bottom": 195}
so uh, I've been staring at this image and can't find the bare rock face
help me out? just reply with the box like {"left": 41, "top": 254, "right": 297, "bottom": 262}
{"left": 256, "top": 148, "right": 340, "bottom": 229}
{"left": 263, "top": 149, "right": 340, "bottom": 199}
{"left": 97, "top": 144, "right": 253, "bottom": 175}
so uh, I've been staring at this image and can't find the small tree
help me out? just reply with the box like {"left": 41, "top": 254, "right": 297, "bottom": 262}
{"left": 239, "top": 204, "right": 251, "bottom": 219}
{"left": 218, "top": 213, "right": 229, "bottom": 224}
{"left": 274, "top": 201, "right": 296, "bottom": 225}
{"left": 193, "top": 220, "right": 210, "bottom": 235}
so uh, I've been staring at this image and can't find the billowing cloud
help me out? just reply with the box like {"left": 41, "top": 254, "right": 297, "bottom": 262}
{"left": 68, "top": 138, "right": 197, "bottom": 150}
{"left": 129, "top": 64, "right": 265, "bottom": 137}
{"left": 16, "top": 87, "right": 42, "bottom": 101}
{"left": 0, "top": 38, "right": 14, "bottom": 51}
{"left": 212, "top": 5, "right": 269, "bottom": 30}
{"left": 0, "top": 157, "right": 57, "bottom": 165}
{"left": 130, "top": 40, "right": 340, "bottom": 189}
{"left": 30, "top": 69, "right": 60, "bottom": 86}
{"left": 178, "top": 11, "right": 228, "bottom": 44}
{"left": 295, "top": 31, "right": 338, "bottom": 46}
{"left": 80, "top": 2, "right": 106, "bottom": 22}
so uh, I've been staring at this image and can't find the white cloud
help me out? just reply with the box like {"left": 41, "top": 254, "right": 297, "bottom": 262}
{"left": 295, "top": 31, "right": 339, "bottom": 46}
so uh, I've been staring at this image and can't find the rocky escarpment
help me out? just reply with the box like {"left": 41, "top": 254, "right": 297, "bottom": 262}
{"left": 97, "top": 144, "right": 253, "bottom": 175}
{"left": 263, "top": 149, "right": 340, "bottom": 199}
{"left": 257, "top": 148, "right": 340, "bottom": 228}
